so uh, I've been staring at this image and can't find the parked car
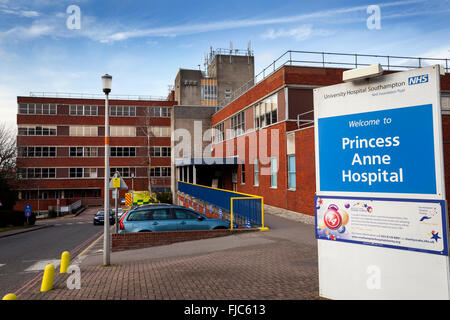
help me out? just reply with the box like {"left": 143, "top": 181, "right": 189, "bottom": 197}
{"left": 93, "top": 210, "right": 115, "bottom": 225}
{"left": 118, "top": 205, "right": 230, "bottom": 233}
{"left": 112, "top": 208, "right": 124, "bottom": 219}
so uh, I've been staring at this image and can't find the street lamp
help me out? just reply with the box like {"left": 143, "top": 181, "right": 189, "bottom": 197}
{"left": 102, "top": 74, "right": 112, "bottom": 266}
{"left": 131, "top": 172, "right": 135, "bottom": 191}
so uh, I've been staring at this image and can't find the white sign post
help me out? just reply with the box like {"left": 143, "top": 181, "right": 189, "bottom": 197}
{"left": 314, "top": 65, "right": 449, "bottom": 299}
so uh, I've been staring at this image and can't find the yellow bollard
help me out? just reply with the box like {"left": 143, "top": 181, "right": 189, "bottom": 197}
{"left": 40, "top": 264, "right": 55, "bottom": 292}
{"left": 2, "top": 293, "right": 17, "bottom": 300}
{"left": 60, "top": 251, "right": 70, "bottom": 274}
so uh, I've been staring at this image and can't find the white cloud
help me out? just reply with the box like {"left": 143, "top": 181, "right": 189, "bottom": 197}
{"left": 0, "top": 23, "right": 53, "bottom": 39}
{"left": 94, "top": 0, "right": 427, "bottom": 43}
{"left": 20, "top": 10, "right": 39, "bottom": 17}
{"left": 262, "top": 25, "right": 313, "bottom": 41}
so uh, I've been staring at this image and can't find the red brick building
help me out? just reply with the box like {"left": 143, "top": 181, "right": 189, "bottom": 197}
{"left": 15, "top": 94, "right": 176, "bottom": 212}
{"left": 196, "top": 62, "right": 450, "bottom": 217}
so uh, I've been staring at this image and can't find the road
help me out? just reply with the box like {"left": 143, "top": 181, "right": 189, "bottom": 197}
{"left": 0, "top": 207, "right": 105, "bottom": 298}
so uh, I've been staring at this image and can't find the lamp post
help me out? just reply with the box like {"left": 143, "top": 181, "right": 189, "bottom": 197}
{"left": 102, "top": 74, "right": 112, "bottom": 266}
{"left": 131, "top": 172, "right": 135, "bottom": 191}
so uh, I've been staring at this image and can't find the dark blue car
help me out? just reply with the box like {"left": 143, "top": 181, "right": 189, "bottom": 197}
{"left": 93, "top": 210, "right": 115, "bottom": 225}
{"left": 118, "top": 204, "right": 230, "bottom": 233}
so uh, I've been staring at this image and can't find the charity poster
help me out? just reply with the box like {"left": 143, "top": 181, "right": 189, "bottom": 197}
{"left": 315, "top": 196, "right": 448, "bottom": 255}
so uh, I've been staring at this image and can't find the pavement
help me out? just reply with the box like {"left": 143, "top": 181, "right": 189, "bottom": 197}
{"left": 17, "top": 208, "right": 319, "bottom": 300}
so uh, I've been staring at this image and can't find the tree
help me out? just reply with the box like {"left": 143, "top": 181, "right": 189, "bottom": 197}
{"left": 0, "top": 123, "right": 16, "bottom": 176}
{"left": 0, "top": 123, "right": 17, "bottom": 210}
{"left": 137, "top": 107, "right": 154, "bottom": 194}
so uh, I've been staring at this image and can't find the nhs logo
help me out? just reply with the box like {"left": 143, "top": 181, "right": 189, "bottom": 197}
{"left": 408, "top": 74, "right": 429, "bottom": 85}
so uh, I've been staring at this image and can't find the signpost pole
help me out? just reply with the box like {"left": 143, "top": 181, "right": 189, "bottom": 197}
{"left": 114, "top": 188, "right": 119, "bottom": 234}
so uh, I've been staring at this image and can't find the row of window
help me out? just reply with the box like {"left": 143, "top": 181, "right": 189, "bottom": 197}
{"left": 18, "top": 167, "right": 172, "bottom": 179}
{"left": 230, "top": 111, "right": 245, "bottom": 138}
{"left": 69, "top": 105, "right": 98, "bottom": 116}
{"left": 254, "top": 94, "right": 278, "bottom": 129}
{"left": 19, "top": 103, "right": 57, "bottom": 115}
{"left": 127, "top": 208, "right": 202, "bottom": 221}
{"left": 110, "top": 106, "right": 136, "bottom": 117}
{"left": 240, "top": 156, "right": 296, "bottom": 189}
{"left": 18, "top": 125, "right": 171, "bottom": 137}
{"left": 19, "top": 103, "right": 172, "bottom": 117}
{"left": 18, "top": 147, "right": 56, "bottom": 158}
{"left": 18, "top": 146, "right": 171, "bottom": 158}
{"left": 213, "top": 92, "right": 278, "bottom": 142}
{"left": 148, "top": 107, "right": 171, "bottom": 118}
{"left": 70, "top": 147, "right": 98, "bottom": 157}
{"left": 19, "top": 190, "right": 101, "bottom": 200}
{"left": 18, "top": 126, "right": 57, "bottom": 136}
{"left": 150, "top": 146, "right": 171, "bottom": 157}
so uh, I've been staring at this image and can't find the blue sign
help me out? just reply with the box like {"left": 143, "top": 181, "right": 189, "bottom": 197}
{"left": 24, "top": 204, "right": 32, "bottom": 218}
{"left": 318, "top": 104, "right": 436, "bottom": 194}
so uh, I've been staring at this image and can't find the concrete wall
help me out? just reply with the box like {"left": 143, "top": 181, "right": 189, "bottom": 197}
{"left": 214, "top": 55, "right": 254, "bottom": 105}
{"left": 171, "top": 105, "right": 217, "bottom": 197}
{"left": 174, "top": 69, "right": 203, "bottom": 106}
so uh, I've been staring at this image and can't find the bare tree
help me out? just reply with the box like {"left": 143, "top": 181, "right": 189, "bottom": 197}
{"left": 137, "top": 107, "right": 154, "bottom": 194}
{"left": 0, "top": 122, "right": 17, "bottom": 178}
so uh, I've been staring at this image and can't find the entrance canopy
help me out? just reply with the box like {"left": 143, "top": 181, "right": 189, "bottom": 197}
{"left": 174, "top": 157, "right": 238, "bottom": 167}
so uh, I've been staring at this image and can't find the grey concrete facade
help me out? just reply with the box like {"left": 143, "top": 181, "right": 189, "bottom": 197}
{"left": 170, "top": 105, "right": 217, "bottom": 197}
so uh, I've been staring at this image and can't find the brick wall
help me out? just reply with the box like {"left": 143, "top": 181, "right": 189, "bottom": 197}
{"left": 112, "top": 229, "right": 258, "bottom": 252}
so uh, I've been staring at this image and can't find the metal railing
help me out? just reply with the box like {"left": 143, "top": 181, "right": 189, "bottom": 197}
{"left": 178, "top": 181, "right": 266, "bottom": 230}
{"left": 29, "top": 92, "right": 168, "bottom": 101}
{"left": 217, "top": 50, "right": 450, "bottom": 110}
{"left": 211, "top": 48, "right": 254, "bottom": 57}
{"left": 296, "top": 110, "right": 314, "bottom": 130}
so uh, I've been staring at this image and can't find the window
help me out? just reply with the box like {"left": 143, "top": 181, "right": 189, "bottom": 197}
{"left": 110, "top": 167, "right": 135, "bottom": 178}
{"left": 254, "top": 94, "right": 278, "bottom": 129}
{"left": 21, "top": 168, "right": 56, "bottom": 179}
{"left": 230, "top": 111, "right": 245, "bottom": 138}
{"left": 18, "top": 126, "right": 57, "bottom": 136}
{"left": 69, "top": 168, "right": 83, "bottom": 178}
{"left": 18, "top": 103, "right": 56, "bottom": 115}
{"left": 69, "top": 105, "right": 98, "bottom": 116}
{"left": 150, "top": 126, "right": 170, "bottom": 137}
{"left": 127, "top": 210, "right": 153, "bottom": 221}
{"left": 270, "top": 157, "right": 277, "bottom": 188}
{"left": 69, "top": 168, "right": 97, "bottom": 178}
{"left": 174, "top": 209, "right": 199, "bottom": 220}
{"left": 111, "top": 147, "right": 136, "bottom": 157}
{"left": 110, "top": 126, "right": 136, "bottom": 137}
{"left": 152, "top": 209, "right": 172, "bottom": 220}
{"left": 149, "top": 107, "right": 171, "bottom": 117}
{"left": 19, "top": 147, "right": 56, "bottom": 158}
{"left": 110, "top": 106, "right": 136, "bottom": 117}
{"left": 288, "top": 155, "right": 296, "bottom": 189}
{"left": 150, "top": 167, "right": 171, "bottom": 177}
{"left": 442, "top": 95, "right": 450, "bottom": 114}
{"left": 150, "top": 147, "right": 171, "bottom": 157}
{"left": 254, "top": 158, "right": 259, "bottom": 186}
{"left": 69, "top": 126, "right": 98, "bottom": 137}
{"left": 39, "top": 192, "right": 49, "bottom": 200}
{"left": 84, "top": 168, "right": 97, "bottom": 178}
{"left": 213, "top": 122, "right": 224, "bottom": 143}
{"left": 70, "top": 147, "right": 98, "bottom": 157}
{"left": 241, "top": 162, "right": 246, "bottom": 184}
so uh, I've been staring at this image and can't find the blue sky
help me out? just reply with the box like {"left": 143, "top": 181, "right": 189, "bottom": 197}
{"left": 1, "top": 0, "right": 449, "bottom": 127}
